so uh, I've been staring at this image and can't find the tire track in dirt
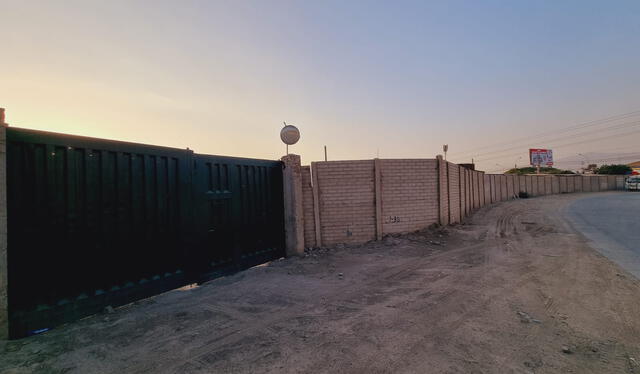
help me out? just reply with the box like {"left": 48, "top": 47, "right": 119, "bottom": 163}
{"left": 5, "top": 194, "right": 640, "bottom": 374}
{"left": 124, "top": 241, "right": 494, "bottom": 373}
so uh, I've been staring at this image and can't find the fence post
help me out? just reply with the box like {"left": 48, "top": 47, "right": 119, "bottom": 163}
{"left": 281, "top": 154, "right": 305, "bottom": 256}
{"left": 0, "top": 109, "right": 8, "bottom": 339}
{"left": 436, "top": 155, "right": 449, "bottom": 225}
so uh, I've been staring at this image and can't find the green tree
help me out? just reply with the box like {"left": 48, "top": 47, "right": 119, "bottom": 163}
{"left": 593, "top": 164, "right": 632, "bottom": 175}
{"left": 505, "top": 167, "right": 574, "bottom": 175}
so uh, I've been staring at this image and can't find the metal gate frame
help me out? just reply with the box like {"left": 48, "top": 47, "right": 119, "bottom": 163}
{"left": 5, "top": 127, "right": 285, "bottom": 338}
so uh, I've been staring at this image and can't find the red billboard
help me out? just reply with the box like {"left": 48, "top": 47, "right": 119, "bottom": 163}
{"left": 529, "top": 148, "right": 554, "bottom": 166}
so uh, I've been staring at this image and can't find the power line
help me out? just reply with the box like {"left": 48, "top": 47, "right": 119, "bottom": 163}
{"left": 448, "top": 109, "right": 640, "bottom": 159}
{"left": 450, "top": 110, "right": 640, "bottom": 158}
{"left": 484, "top": 152, "right": 640, "bottom": 173}
{"left": 556, "top": 154, "right": 640, "bottom": 165}
{"left": 474, "top": 127, "right": 640, "bottom": 163}
{"left": 454, "top": 119, "right": 640, "bottom": 161}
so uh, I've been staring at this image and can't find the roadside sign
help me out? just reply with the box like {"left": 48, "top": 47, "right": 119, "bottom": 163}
{"left": 529, "top": 148, "right": 553, "bottom": 166}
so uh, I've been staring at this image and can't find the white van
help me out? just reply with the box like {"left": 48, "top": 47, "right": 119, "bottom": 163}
{"left": 625, "top": 176, "right": 640, "bottom": 191}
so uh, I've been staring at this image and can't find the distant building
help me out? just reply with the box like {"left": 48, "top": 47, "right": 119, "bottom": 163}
{"left": 458, "top": 163, "right": 475, "bottom": 170}
{"left": 582, "top": 163, "right": 598, "bottom": 174}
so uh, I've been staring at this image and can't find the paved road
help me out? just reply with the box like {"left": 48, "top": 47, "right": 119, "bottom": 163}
{"left": 565, "top": 191, "right": 640, "bottom": 279}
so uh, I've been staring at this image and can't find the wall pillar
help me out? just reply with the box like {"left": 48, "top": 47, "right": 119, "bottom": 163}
{"left": 281, "top": 154, "right": 305, "bottom": 256}
{"left": 311, "top": 162, "right": 322, "bottom": 247}
{"left": 374, "top": 158, "right": 383, "bottom": 240}
{"left": 0, "top": 109, "right": 8, "bottom": 339}
{"left": 436, "top": 155, "right": 449, "bottom": 225}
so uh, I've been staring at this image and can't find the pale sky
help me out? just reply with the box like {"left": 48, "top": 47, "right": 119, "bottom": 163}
{"left": 3, "top": 0, "right": 640, "bottom": 172}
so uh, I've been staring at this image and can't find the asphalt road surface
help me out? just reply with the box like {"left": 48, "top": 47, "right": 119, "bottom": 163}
{"left": 566, "top": 191, "right": 640, "bottom": 279}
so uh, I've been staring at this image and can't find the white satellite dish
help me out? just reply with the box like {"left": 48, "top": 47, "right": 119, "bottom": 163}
{"left": 280, "top": 122, "right": 300, "bottom": 154}
{"left": 280, "top": 123, "right": 300, "bottom": 145}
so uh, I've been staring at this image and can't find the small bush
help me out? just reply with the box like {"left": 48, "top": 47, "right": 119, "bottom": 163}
{"left": 594, "top": 164, "right": 632, "bottom": 175}
{"left": 506, "top": 167, "right": 574, "bottom": 175}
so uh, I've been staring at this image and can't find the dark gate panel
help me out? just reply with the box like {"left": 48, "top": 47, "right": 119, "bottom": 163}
{"left": 191, "top": 155, "right": 285, "bottom": 278}
{"left": 5, "top": 127, "right": 284, "bottom": 338}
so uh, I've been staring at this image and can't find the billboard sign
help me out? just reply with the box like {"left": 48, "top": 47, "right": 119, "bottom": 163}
{"left": 529, "top": 148, "right": 553, "bottom": 166}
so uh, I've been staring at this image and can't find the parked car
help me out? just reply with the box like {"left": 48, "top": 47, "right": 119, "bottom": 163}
{"left": 625, "top": 176, "right": 640, "bottom": 191}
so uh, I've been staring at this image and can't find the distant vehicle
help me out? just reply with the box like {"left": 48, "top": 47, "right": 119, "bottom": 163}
{"left": 625, "top": 176, "right": 640, "bottom": 191}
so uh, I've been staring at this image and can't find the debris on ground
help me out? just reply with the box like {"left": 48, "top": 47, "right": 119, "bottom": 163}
{"left": 562, "top": 346, "right": 574, "bottom": 354}
{"left": 517, "top": 310, "right": 541, "bottom": 324}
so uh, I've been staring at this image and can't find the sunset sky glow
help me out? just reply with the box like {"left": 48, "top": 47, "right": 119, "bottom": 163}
{"left": 3, "top": 0, "right": 640, "bottom": 171}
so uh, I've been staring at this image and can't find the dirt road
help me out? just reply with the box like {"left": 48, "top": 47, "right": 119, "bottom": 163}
{"left": 2, "top": 193, "right": 640, "bottom": 374}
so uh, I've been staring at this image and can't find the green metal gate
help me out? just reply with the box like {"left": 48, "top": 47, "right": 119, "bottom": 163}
{"left": 6, "top": 127, "right": 285, "bottom": 338}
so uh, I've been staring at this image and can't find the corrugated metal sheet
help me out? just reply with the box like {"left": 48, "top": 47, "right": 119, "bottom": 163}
{"left": 6, "top": 127, "right": 284, "bottom": 337}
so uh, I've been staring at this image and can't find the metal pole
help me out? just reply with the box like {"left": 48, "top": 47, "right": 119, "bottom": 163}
{"left": 324, "top": 145, "right": 327, "bottom": 161}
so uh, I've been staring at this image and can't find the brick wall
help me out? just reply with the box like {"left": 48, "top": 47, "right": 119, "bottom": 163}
{"left": 448, "top": 163, "right": 461, "bottom": 223}
{"left": 314, "top": 160, "right": 377, "bottom": 245}
{"left": 483, "top": 174, "right": 491, "bottom": 206}
{"left": 380, "top": 159, "right": 439, "bottom": 234}
{"left": 460, "top": 168, "right": 468, "bottom": 215}
{"left": 296, "top": 156, "right": 626, "bottom": 248}
{"left": 300, "top": 166, "right": 316, "bottom": 247}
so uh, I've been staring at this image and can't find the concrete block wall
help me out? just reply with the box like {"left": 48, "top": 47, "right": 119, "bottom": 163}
{"left": 464, "top": 169, "right": 470, "bottom": 211}
{"left": 508, "top": 174, "right": 624, "bottom": 197}
{"left": 437, "top": 157, "right": 450, "bottom": 226}
{"left": 300, "top": 166, "right": 317, "bottom": 247}
{"left": 506, "top": 175, "right": 514, "bottom": 198}
{"left": 0, "top": 120, "right": 7, "bottom": 340}
{"left": 448, "top": 163, "right": 461, "bottom": 223}
{"left": 483, "top": 174, "right": 491, "bottom": 206}
{"left": 479, "top": 171, "right": 486, "bottom": 207}
{"left": 314, "top": 160, "right": 377, "bottom": 245}
{"left": 461, "top": 169, "right": 468, "bottom": 216}
{"left": 577, "top": 176, "right": 585, "bottom": 192}
{"left": 380, "top": 159, "right": 439, "bottom": 234}
{"left": 591, "top": 176, "right": 600, "bottom": 191}
{"left": 544, "top": 176, "right": 553, "bottom": 195}
{"left": 295, "top": 156, "right": 626, "bottom": 249}
{"left": 472, "top": 172, "right": 480, "bottom": 209}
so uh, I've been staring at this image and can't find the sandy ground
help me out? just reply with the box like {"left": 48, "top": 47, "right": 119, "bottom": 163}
{"left": 2, "top": 193, "right": 640, "bottom": 374}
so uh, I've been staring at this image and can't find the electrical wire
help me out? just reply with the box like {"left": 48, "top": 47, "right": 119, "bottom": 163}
{"left": 474, "top": 127, "right": 640, "bottom": 163}
{"left": 454, "top": 120, "right": 640, "bottom": 162}
{"left": 448, "top": 110, "right": 640, "bottom": 159}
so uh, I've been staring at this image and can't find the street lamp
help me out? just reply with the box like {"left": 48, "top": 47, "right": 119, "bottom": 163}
{"left": 514, "top": 156, "right": 522, "bottom": 169}
{"left": 578, "top": 153, "right": 588, "bottom": 174}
